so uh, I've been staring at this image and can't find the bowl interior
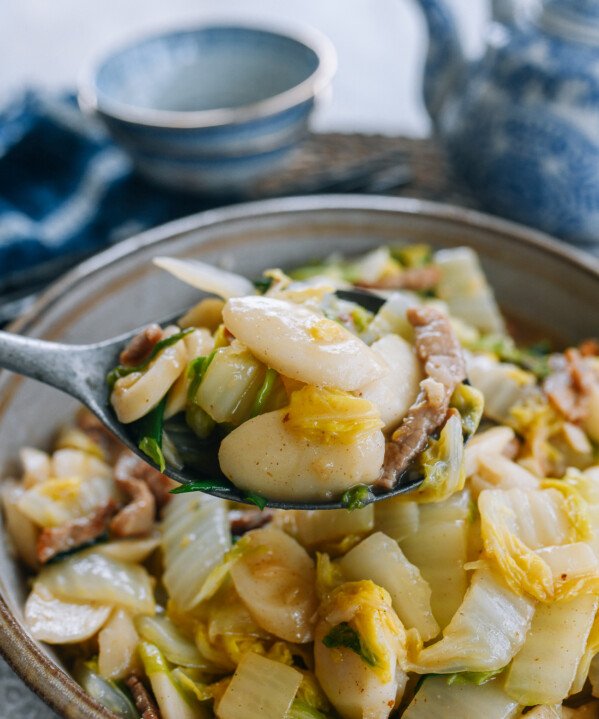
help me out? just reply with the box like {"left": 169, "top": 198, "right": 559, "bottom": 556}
{"left": 95, "top": 26, "right": 321, "bottom": 114}
{"left": 0, "top": 196, "right": 598, "bottom": 717}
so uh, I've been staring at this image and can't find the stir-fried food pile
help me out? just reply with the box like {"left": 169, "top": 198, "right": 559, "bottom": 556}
{"left": 2, "top": 244, "right": 599, "bottom": 718}
{"left": 107, "top": 247, "right": 484, "bottom": 505}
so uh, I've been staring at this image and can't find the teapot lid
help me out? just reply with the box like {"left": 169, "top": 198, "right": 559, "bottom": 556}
{"left": 541, "top": 0, "right": 599, "bottom": 42}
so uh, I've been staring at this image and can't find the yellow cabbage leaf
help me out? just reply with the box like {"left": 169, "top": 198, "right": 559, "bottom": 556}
{"left": 479, "top": 487, "right": 598, "bottom": 602}
{"left": 171, "top": 668, "right": 230, "bottom": 706}
{"left": 509, "top": 397, "right": 566, "bottom": 477}
{"left": 562, "top": 467, "right": 599, "bottom": 505}
{"left": 479, "top": 489, "right": 556, "bottom": 601}
{"left": 541, "top": 479, "right": 593, "bottom": 543}
{"left": 315, "top": 552, "right": 345, "bottom": 602}
{"left": 412, "top": 412, "right": 465, "bottom": 503}
{"left": 193, "top": 535, "right": 253, "bottom": 605}
{"left": 536, "top": 543, "right": 599, "bottom": 602}
{"left": 318, "top": 580, "right": 406, "bottom": 683}
{"left": 286, "top": 386, "right": 383, "bottom": 445}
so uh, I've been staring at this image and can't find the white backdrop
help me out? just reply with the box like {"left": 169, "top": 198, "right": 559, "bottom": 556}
{"left": 2, "top": 0, "right": 487, "bottom": 136}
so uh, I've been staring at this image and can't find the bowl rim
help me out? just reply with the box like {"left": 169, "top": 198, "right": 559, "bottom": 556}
{"left": 2, "top": 194, "right": 599, "bottom": 718}
{"left": 9, "top": 195, "right": 599, "bottom": 341}
{"left": 77, "top": 20, "right": 338, "bottom": 130}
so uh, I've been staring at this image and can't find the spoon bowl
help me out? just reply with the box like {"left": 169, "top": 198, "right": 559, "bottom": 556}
{"left": 0, "top": 289, "right": 423, "bottom": 509}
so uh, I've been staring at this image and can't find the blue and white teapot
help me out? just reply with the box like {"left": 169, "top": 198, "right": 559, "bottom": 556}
{"left": 417, "top": 0, "right": 599, "bottom": 244}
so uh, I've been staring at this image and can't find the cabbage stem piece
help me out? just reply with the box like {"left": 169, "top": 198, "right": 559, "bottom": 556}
{"left": 1, "top": 481, "right": 40, "bottom": 569}
{"left": 96, "top": 536, "right": 160, "bottom": 563}
{"left": 340, "top": 532, "right": 439, "bottom": 641}
{"left": 178, "top": 298, "right": 225, "bottom": 332}
{"left": 24, "top": 583, "right": 111, "bottom": 644}
{"left": 19, "top": 447, "right": 51, "bottom": 486}
{"left": 194, "top": 344, "right": 268, "bottom": 426}
{"left": 410, "top": 565, "right": 535, "bottom": 673}
{"left": 402, "top": 676, "right": 520, "bottom": 719}
{"left": 18, "top": 474, "right": 118, "bottom": 528}
{"left": 572, "top": 611, "right": 599, "bottom": 695}
{"left": 162, "top": 495, "right": 231, "bottom": 612}
{"left": 136, "top": 615, "right": 215, "bottom": 670}
{"left": 466, "top": 354, "right": 537, "bottom": 425}
{"left": 139, "top": 642, "right": 207, "bottom": 719}
{"left": 38, "top": 550, "right": 155, "bottom": 615}
{"left": 98, "top": 608, "right": 139, "bottom": 680}
{"left": 400, "top": 498, "right": 469, "bottom": 629}
{"left": 471, "top": 454, "right": 539, "bottom": 497}
{"left": 52, "top": 447, "right": 112, "bottom": 481}
{"left": 419, "top": 488, "right": 472, "bottom": 523}
{"left": 435, "top": 247, "right": 505, "bottom": 334}
{"left": 505, "top": 595, "right": 598, "bottom": 706}
{"left": 361, "top": 291, "right": 418, "bottom": 345}
{"left": 216, "top": 652, "right": 302, "bottom": 719}
{"left": 285, "top": 505, "right": 374, "bottom": 549}
{"left": 153, "top": 256, "right": 256, "bottom": 299}
{"left": 374, "top": 497, "right": 419, "bottom": 543}
{"left": 464, "top": 426, "right": 516, "bottom": 478}
{"left": 74, "top": 660, "right": 139, "bottom": 719}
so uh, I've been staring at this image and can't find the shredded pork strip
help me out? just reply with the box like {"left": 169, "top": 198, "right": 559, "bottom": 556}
{"left": 110, "top": 452, "right": 159, "bottom": 537}
{"left": 36, "top": 501, "right": 117, "bottom": 564}
{"left": 110, "top": 476, "right": 155, "bottom": 538}
{"left": 409, "top": 305, "right": 467, "bottom": 388}
{"left": 114, "top": 450, "right": 176, "bottom": 509}
{"left": 357, "top": 265, "right": 441, "bottom": 292}
{"left": 544, "top": 348, "right": 595, "bottom": 422}
{"left": 125, "top": 674, "right": 161, "bottom": 719}
{"left": 377, "top": 306, "right": 466, "bottom": 489}
{"left": 229, "top": 508, "right": 274, "bottom": 536}
{"left": 579, "top": 338, "right": 599, "bottom": 357}
{"left": 119, "top": 323, "right": 163, "bottom": 366}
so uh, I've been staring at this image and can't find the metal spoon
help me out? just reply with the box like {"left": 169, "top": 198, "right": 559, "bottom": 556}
{"left": 0, "top": 290, "right": 423, "bottom": 510}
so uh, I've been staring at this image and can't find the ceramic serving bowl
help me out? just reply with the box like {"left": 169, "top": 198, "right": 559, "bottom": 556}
{"left": 0, "top": 196, "right": 598, "bottom": 718}
{"left": 78, "top": 24, "right": 336, "bottom": 195}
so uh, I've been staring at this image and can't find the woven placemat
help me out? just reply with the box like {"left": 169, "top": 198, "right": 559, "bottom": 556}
{"left": 250, "top": 132, "right": 477, "bottom": 206}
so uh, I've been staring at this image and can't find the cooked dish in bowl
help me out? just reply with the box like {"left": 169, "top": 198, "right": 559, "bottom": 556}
{"left": 3, "top": 243, "right": 599, "bottom": 718}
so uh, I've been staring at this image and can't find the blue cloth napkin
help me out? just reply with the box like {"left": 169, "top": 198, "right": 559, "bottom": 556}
{"left": 0, "top": 91, "right": 211, "bottom": 286}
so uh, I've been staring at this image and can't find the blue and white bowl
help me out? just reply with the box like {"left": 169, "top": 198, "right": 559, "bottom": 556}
{"left": 78, "top": 24, "right": 336, "bottom": 194}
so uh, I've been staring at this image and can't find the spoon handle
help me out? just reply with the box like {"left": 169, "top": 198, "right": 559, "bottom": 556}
{"left": 0, "top": 330, "right": 99, "bottom": 406}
